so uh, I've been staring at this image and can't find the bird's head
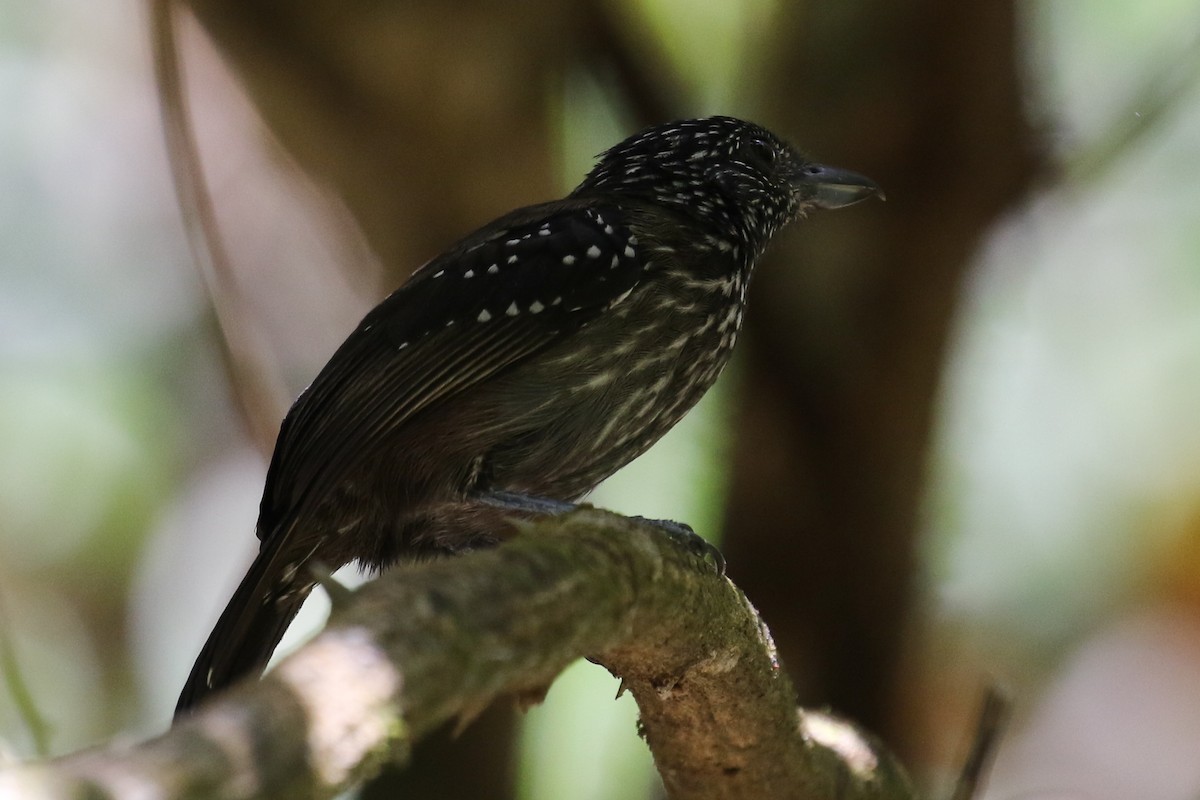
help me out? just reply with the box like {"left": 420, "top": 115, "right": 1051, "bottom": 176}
{"left": 574, "top": 116, "right": 882, "bottom": 256}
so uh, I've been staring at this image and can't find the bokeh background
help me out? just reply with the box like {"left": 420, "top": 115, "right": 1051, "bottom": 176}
{"left": 3, "top": 1, "right": 1200, "bottom": 798}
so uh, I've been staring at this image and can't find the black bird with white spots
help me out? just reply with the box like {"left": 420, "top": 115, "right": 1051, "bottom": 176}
{"left": 175, "top": 115, "right": 881, "bottom": 715}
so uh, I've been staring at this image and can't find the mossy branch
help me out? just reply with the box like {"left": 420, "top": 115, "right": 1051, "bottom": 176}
{"left": 0, "top": 510, "right": 918, "bottom": 800}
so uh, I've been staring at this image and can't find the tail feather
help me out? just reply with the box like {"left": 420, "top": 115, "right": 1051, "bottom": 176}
{"left": 175, "top": 535, "right": 313, "bottom": 716}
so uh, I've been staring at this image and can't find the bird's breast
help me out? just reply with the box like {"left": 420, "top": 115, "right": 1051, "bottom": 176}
{"left": 486, "top": 264, "right": 749, "bottom": 497}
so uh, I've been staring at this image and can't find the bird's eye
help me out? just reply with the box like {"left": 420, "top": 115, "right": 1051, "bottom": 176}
{"left": 739, "top": 138, "right": 778, "bottom": 170}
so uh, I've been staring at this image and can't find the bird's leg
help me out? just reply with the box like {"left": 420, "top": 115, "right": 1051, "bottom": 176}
{"left": 475, "top": 491, "right": 725, "bottom": 575}
{"left": 476, "top": 490, "right": 579, "bottom": 516}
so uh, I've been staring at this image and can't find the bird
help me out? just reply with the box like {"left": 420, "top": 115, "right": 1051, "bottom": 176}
{"left": 175, "top": 115, "right": 882, "bottom": 715}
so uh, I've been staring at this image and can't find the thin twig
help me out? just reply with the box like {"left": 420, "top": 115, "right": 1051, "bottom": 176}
{"left": 0, "top": 586, "right": 50, "bottom": 757}
{"left": 950, "top": 684, "right": 1011, "bottom": 800}
{"left": 148, "top": 0, "right": 288, "bottom": 454}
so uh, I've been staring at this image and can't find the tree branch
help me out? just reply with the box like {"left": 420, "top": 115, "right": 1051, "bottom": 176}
{"left": 0, "top": 510, "right": 918, "bottom": 800}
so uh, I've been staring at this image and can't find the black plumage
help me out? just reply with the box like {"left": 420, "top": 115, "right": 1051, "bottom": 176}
{"left": 175, "top": 116, "right": 881, "bottom": 715}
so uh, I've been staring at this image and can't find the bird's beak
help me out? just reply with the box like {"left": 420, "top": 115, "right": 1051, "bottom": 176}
{"left": 793, "top": 164, "right": 885, "bottom": 209}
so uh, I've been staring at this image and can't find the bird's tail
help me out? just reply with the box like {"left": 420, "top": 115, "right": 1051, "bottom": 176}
{"left": 174, "top": 532, "right": 313, "bottom": 717}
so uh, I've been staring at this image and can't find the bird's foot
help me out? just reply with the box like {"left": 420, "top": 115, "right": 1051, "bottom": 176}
{"left": 630, "top": 516, "right": 726, "bottom": 576}
{"left": 476, "top": 491, "right": 725, "bottom": 574}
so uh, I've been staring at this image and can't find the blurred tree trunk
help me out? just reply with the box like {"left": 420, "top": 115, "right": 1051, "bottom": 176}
{"left": 722, "top": 0, "right": 1037, "bottom": 755}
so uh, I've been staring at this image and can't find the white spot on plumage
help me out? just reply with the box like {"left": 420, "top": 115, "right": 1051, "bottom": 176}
{"left": 507, "top": 255, "right": 518, "bottom": 264}
{"left": 530, "top": 300, "right": 545, "bottom": 314}
{"left": 586, "top": 245, "right": 601, "bottom": 259}
{"left": 610, "top": 339, "right": 637, "bottom": 356}
{"left": 433, "top": 269, "right": 445, "bottom": 278}
{"left": 563, "top": 255, "right": 576, "bottom": 266}
{"left": 610, "top": 255, "right": 619, "bottom": 269}
{"left": 477, "top": 309, "right": 492, "bottom": 322}
{"left": 506, "top": 302, "right": 520, "bottom": 317}
{"left": 398, "top": 341, "right": 409, "bottom": 350}
{"left": 624, "top": 245, "right": 635, "bottom": 258}
{"left": 489, "top": 264, "right": 501, "bottom": 274}
{"left": 464, "top": 269, "right": 475, "bottom": 278}
{"left": 506, "top": 239, "right": 521, "bottom": 246}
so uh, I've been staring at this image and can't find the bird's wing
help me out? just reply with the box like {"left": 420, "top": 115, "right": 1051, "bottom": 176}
{"left": 257, "top": 200, "right": 646, "bottom": 538}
